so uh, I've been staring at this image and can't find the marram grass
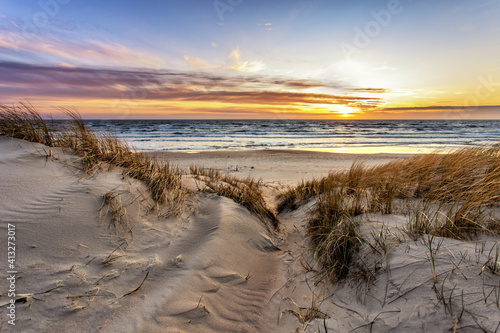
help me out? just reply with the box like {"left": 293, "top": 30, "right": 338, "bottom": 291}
{"left": 278, "top": 142, "right": 500, "bottom": 282}
{"left": 0, "top": 103, "right": 279, "bottom": 228}
{"left": 190, "top": 165, "right": 279, "bottom": 230}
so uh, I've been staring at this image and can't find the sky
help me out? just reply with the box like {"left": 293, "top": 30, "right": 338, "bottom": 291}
{"left": 0, "top": 0, "right": 499, "bottom": 119}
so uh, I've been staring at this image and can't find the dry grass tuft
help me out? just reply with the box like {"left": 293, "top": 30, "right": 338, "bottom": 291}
{"left": 191, "top": 165, "right": 280, "bottom": 230}
{"left": 307, "top": 182, "right": 363, "bottom": 283}
{"left": 0, "top": 102, "right": 55, "bottom": 146}
{"left": 99, "top": 191, "right": 131, "bottom": 238}
{"left": 278, "top": 144, "right": 500, "bottom": 281}
{"left": 287, "top": 306, "right": 329, "bottom": 324}
{"left": 0, "top": 104, "right": 185, "bottom": 213}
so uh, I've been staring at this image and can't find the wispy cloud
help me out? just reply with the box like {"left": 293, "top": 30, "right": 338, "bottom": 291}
{"left": 260, "top": 22, "right": 273, "bottom": 31}
{"left": 185, "top": 47, "right": 266, "bottom": 73}
{"left": 184, "top": 56, "right": 218, "bottom": 70}
{"left": 0, "top": 29, "right": 163, "bottom": 67}
{"left": 351, "top": 88, "right": 391, "bottom": 93}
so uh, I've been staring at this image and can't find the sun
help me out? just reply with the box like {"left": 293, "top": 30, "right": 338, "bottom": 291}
{"left": 317, "top": 104, "right": 357, "bottom": 117}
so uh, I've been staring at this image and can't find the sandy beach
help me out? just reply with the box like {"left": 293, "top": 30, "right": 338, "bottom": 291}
{"left": 147, "top": 150, "right": 413, "bottom": 187}
{"left": 2, "top": 135, "right": 500, "bottom": 332}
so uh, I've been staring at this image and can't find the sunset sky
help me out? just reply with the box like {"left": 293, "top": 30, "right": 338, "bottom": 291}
{"left": 0, "top": 0, "right": 499, "bottom": 119}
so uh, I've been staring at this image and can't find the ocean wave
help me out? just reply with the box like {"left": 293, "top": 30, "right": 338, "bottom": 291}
{"left": 86, "top": 119, "right": 500, "bottom": 152}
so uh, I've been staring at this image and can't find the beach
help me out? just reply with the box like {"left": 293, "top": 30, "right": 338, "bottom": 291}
{"left": 2, "top": 132, "right": 500, "bottom": 332}
{"left": 147, "top": 149, "right": 412, "bottom": 186}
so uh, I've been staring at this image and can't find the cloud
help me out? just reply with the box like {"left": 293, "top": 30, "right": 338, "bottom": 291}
{"left": 369, "top": 105, "right": 500, "bottom": 119}
{"left": 2, "top": 60, "right": 496, "bottom": 119}
{"left": 144, "top": 90, "right": 380, "bottom": 108}
{"left": 362, "top": 105, "right": 500, "bottom": 119}
{"left": 380, "top": 105, "right": 500, "bottom": 112}
{"left": 0, "top": 60, "right": 381, "bottom": 110}
{"left": 185, "top": 47, "right": 266, "bottom": 73}
{"left": 184, "top": 56, "right": 218, "bottom": 70}
{"left": 258, "top": 23, "right": 273, "bottom": 30}
{"left": 351, "top": 88, "right": 391, "bottom": 93}
{"left": 0, "top": 29, "right": 163, "bottom": 68}
{"left": 226, "top": 47, "right": 266, "bottom": 72}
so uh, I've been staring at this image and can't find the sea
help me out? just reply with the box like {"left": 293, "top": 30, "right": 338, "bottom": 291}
{"left": 85, "top": 119, "right": 500, "bottom": 154}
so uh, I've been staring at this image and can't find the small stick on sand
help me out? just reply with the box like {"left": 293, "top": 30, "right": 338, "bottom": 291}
{"left": 122, "top": 271, "right": 149, "bottom": 298}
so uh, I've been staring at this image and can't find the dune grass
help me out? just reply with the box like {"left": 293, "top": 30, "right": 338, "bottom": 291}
{"left": 0, "top": 103, "right": 279, "bottom": 229}
{"left": 0, "top": 102, "right": 55, "bottom": 146}
{"left": 99, "top": 191, "right": 132, "bottom": 239}
{"left": 307, "top": 184, "right": 362, "bottom": 282}
{"left": 278, "top": 145, "right": 500, "bottom": 282}
{"left": 0, "top": 103, "right": 184, "bottom": 210}
{"left": 190, "top": 165, "right": 280, "bottom": 230}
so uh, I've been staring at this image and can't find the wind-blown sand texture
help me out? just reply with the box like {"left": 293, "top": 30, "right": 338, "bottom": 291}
{"left": 1, "top": 136, "right": 500, "bottom": 332}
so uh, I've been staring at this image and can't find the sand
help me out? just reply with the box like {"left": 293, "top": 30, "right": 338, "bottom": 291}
{"left": 1, "top": 136, "right": 500, "bottom": 332}
{"left": 146, "top": 150, "right": 412, "bottom": 187}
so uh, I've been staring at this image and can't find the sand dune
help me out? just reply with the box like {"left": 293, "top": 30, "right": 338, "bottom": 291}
{"left": 0, "top": 137, "right": 282, "bottom": 332}
{"left": 2, "top": 137, "right": 500, "bottom": 332}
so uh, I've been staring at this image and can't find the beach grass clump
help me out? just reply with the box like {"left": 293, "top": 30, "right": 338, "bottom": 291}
{"left": 403, "top": 148, "right": 500, "bottom": 239}
{"left": 279, "top": 145, "right": 500, "bottom": 220}
{"left": 63, "top": 110, "right": 184, "bottom": 206}
{"left": 407, "top": 194, "right": 487, "bottom": 240}
{"left": 0, "top": 104, "right": 185, "bottom": 209}
{"left": 307, "top": 184, "right": 362, "bottom": 282}
{"left": 278, "top": 144, "right": 500, "bottom": 281}
{"left": 409, "top": 146, "right": 500, "bottom": 202}
{"left": 278, "top": 161, "right": 408, "bottom": 215}
{"left": 0, "top": 102, "right": 55, "bottom": 146}
{"left": 190, "top": 165, "right": 280, "bottom": 230}
{"left": 99, "top": 191, "right": 132, "bottom": 238}
{"left": 277, "top": 170, "right": 352, "bottom": 214}
{"left": 277, "top": 178, "right": 327, "bottom": 213}
{"left": 123, "top": 157, "right": 182, "bottom": 204}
